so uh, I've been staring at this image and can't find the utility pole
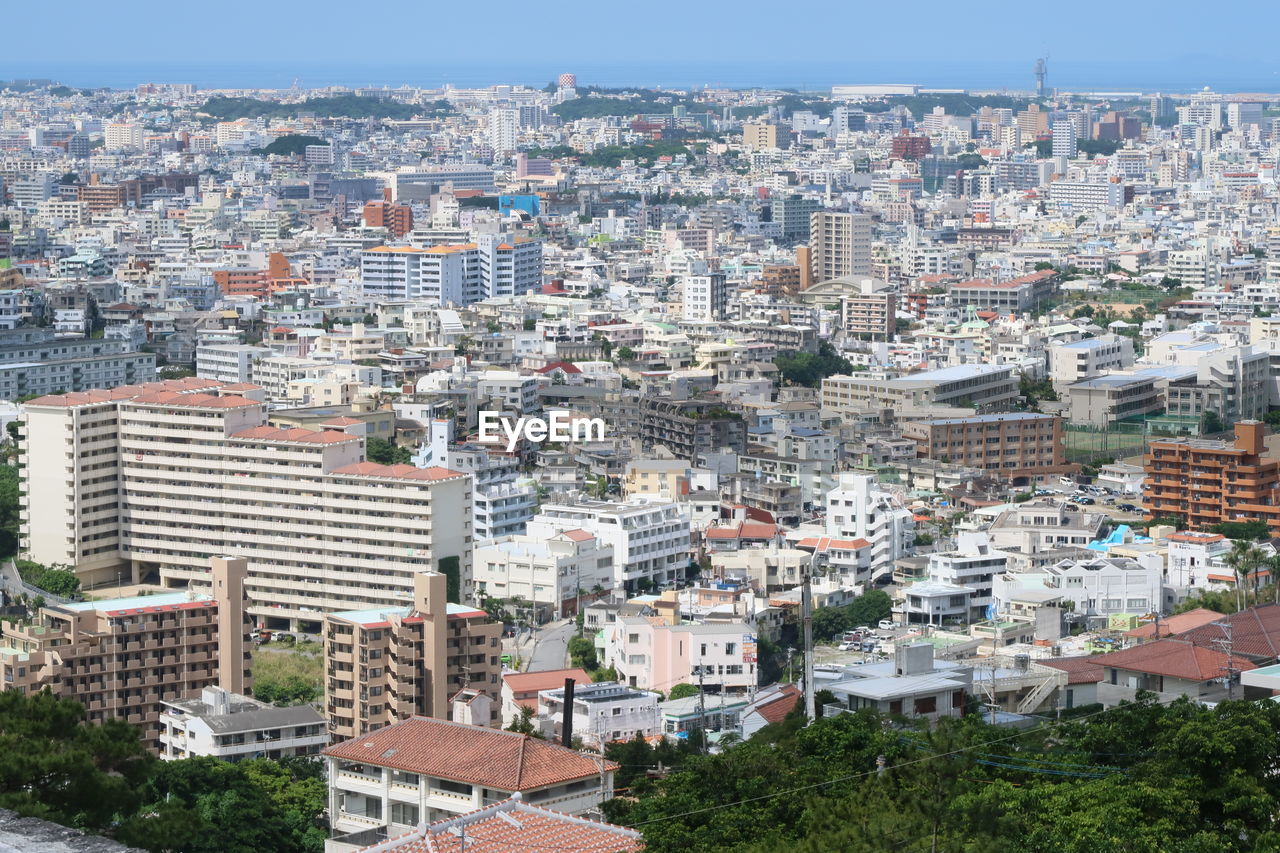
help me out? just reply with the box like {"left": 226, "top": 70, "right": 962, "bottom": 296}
{"left": 1214, "top": 619, "right": 1237, "bottom": 700}
{"left": 803, "top": 553, "right": 816, "bottom": 723}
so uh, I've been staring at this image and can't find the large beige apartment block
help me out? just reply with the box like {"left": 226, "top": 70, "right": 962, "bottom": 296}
{"left": 809, "top": 211, "right": 872, "bottom": 283}
{"left": 20, "top": 378, "right": 473, "bottom": 630}
{"left": 324, "top": 572, "right": 502, "bottom": 741}
{"left": 0, "top": 556, "right": 251, "bottom": 750}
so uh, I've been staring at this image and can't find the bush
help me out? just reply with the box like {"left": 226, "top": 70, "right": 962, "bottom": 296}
{"left": 15, "top": 560, "right": 80, "bottom": 598}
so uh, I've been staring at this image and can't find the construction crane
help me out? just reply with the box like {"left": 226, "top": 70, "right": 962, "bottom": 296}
{"left": 1034, "top": 58, "right": 1048, "bottom": 99}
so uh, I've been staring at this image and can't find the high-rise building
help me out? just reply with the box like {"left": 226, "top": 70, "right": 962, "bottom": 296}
{"left": 770, "top": 194, "right": 820, "bottom": 241}
{"left": 363, "top": 199, "right": 414, "bottom": 238}
{"left": 488, "top": 108, "right": 519, "bottom": 154}
{"left": 681, "top": 272, "right": 728, "bottom": 322}
{"left": 0, "top": 556, "right": 252, "bottom": 751}
{"left": 323, "top": 572, "right": 503, "bottom": 740}
{"left": 103, "top": 121, "right": 144, "bottom": 150}
{"left": 743, "top": 122, "right": 783, "bottom": 149}
{"left": 808, "top": 211, "right": 872, "bottom": 283}
{"left": 20, "top": 379, "right": 473, "bottom": 629}
{"left": 1051, "top": 119, "right": 1078, "bottom": 158}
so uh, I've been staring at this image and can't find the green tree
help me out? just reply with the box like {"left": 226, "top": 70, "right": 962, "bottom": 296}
{"left": 668, "top": 682, "right": 701, "bottom": 701}
{"left": 616, "top": 345, "right": 636, "bottom": 361}
{"left": 365, "top": 437, "right": 412, "bottom": 466}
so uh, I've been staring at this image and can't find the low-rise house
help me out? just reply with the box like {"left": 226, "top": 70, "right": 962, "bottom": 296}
{"left": 538, "top": 681, "right": 661, "bottom": 748}
{"left": 324, "top": 716, "right": 618, "bottom": 845}
{"left": 341, "top": 797, "right": 643, "bottom": 853}
{"left": 819, "top": 643, "right": 973, "bottom": 723}
{"left": 159, "top": 686, "right": 327, "bottom": 761}
{"left": 500, "top": 668, "right": 592, "bottom": 727}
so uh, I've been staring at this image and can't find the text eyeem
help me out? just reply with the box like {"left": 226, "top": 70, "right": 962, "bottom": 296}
{"left": 477, "top": 411, "right": 607, "bottom": 452}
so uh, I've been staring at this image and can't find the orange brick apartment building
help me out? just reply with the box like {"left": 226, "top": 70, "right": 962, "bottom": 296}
{"left": 1144, "top": 421, "right": 1280, "bottom": 534}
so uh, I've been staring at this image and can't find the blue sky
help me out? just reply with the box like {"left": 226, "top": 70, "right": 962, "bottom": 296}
{"left": 4, "top": 1, "right": 1280, "bottom": 91}
{"left": 8, "top": 0, "right": 1278, "bottom": 65}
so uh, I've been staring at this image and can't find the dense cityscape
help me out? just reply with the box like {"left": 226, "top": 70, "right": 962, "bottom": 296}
{"left": 2, "top": 51, "right": 1280, "bottom": 852}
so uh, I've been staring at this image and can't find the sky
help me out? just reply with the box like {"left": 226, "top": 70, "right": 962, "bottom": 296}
{"left": 4, "top": 0, "right": 1280, "bottom": 91}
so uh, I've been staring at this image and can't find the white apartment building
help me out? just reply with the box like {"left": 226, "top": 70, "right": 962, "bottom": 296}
{"left": 1040, "top": 556, "right": 1164, "bottom": 617}
{"left": 476, "top": 370, "right": 540, "bottom": 415}
{"left": 825, "top": 473, "right": 914, "bottom": 578}
{"left": 159, "top": 686, "right": 328, "bottom": 762}
{"left": 538, "top": 681, "right": 661, "bottom": 748}
{"left": 422, "top": 420, "right": 536, "bottom": 540}
{"left": 473, "top": 530, "right": 614, "bottom": 618}
{"left": 526, "top": 498, "right": 690, "bottom": 594}
{"left": 104, "top": 121, "right": 144, "bottom": 150}
{"left": 360, "top": 237, "right": 541, "bottom": 305}
{"left": 196, "top": 343, "right": 271, "bottom": 384}
{"left": 1048, "top": 334, "right": 1136, "bottom": 386}
{"left": 682, "top": 273, "right": 728, "bottom": 322}
{"left": 488, "top": 108, "right": 520, "bottom": 154}
{"left": 20, "top": 378, "right": 472, "bottom": 629}
{"left": 1045, "top": 181, "right": 1125, "bottom": 211}
{"left": 899, "top": 532, "right": 1007, "bottom": 624}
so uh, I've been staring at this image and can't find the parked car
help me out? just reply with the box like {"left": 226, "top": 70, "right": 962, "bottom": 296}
{"left": 838, "top": 641, "right": 860, "bottom": 651}
{"left": 877, "top": 619, "right": 895, "bottom": 631}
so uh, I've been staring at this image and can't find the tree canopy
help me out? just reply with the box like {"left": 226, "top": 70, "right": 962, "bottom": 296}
{"left": 0, "top": 691, "right": 327, "bottom": 853}
{"left": 606, "top": 693, "right": 1280, "bottom": 853}
{"left": 774, "top": 342, "right": 854, "bottom": 388}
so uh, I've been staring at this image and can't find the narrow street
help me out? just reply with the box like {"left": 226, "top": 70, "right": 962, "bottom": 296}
{"left": 526, "top": 620, "right": 576, "bottom": 672}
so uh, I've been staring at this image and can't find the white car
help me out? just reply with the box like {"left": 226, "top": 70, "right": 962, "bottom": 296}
{"left": 838, "top": 641, "right": 859, "bottom": 651}
{"left": 877, "top": 619, "right": 895, "bottom": 631}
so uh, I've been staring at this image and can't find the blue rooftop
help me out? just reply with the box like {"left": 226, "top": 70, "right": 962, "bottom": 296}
{"left": 62, "top": 592, "right": 195, "bottom": 612}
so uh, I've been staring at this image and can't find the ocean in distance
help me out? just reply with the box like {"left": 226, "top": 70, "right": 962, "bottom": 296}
{"left": 2, "top": 58, "right": 1280, "bottom": 94}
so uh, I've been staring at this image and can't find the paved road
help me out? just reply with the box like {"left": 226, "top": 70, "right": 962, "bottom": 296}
{"left": 526, "top": 621, "right": 576, "bottom": 672}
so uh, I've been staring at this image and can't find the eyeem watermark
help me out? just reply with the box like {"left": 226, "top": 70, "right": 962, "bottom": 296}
{"left": 478, "top": 411, "right": 607, "bottom": 452}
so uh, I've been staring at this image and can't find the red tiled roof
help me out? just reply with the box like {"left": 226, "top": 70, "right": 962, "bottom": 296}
{"left": 503, "top": 668, "right": 593, "bottom": 695}
{"left": 796, "top": 536, "right": 872, "bottom": 552}
{"left": 332, "top": 461, "right": 467, "bottom": 481}
{"left": 750, "top": 684, "right": 801, "bottom": 725}
{"left": 323, "top": 716, "right": 615, "bottom": 791}
{"left": 535, "top": 361, "right": 583, "bottom": 374}
{"left": 1177, "top": 604, "right": 1280, "bottom": 659}
{"left": 1040, "top": 656, "right": 1105, "bottom": 684}
{"left": 1125, "top": 607, "right": 1224, "bottom": 640}
{"left": 22, "top": 377, "right": 223, "bottom": 408}
{"left": 130, "top": 391, "right": 259, "bottom": 409}
{"left": 232, "top": 426, "right": 359, "bottom": 444}
{"left": 319, "top": 416, "right": 364, "bottom": 426}
{"left": 1088, "top": 638, "right": 1255, "bottom": 682}
{"left": 358, "top": 798, "right": 643, "bottom": 852}
{"left": 559, "top": 529, "right": 595, "bottom": 542}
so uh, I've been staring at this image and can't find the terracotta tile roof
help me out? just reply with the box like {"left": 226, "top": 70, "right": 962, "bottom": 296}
{"left": 1040, "top": 656, "right": 1105, "bottom": 684}
{"left": 749, "top": 684, "right": 801, "bottom": 725}
{"left": 1177, "top": 604, "right": 1280, "bottom": 659}
{"left": 323, "top": 716, "right": 614, "bottom": 791}
{"left": 231, "top": 426, "right": 360, "bottom": 445}
{"left": 503, "top": 668, "right": 593, "bottom": 695}
{"left": 1125, "top": 607, "right": 1224, "bottom": 640}
{"left": 22, "top": 377, "right": 222, "bottom": 408}
{"left": 535, "top": 361, "right": 582, "bottom": 374}
{"left": 332, "top": 462, "right": 467, "bottom": 481}
{"left": 559, "top": 529, "right": 595, "bottom": 542}
{"left": 357, "top": 798, "right": 643, "bottom": 852}
{"left": 1088, "top": 638, "right": 1255, "bottom": 682}
{"left": 319, "top": 416, "right": 364, "bottom": 426}
{"left": 796, "top": 536, "right": 872, "bottom": 552}
{"left": 129, "top": 391, "right": 259, "bottom": 409}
